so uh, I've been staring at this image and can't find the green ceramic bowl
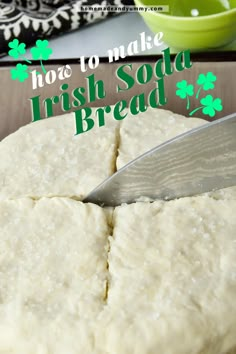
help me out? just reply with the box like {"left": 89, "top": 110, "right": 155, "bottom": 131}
{"left": 134, "top": 0, "right": 236, "bottom": 50}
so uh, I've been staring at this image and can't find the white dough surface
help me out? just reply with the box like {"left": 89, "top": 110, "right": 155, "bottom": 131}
{"left": 0, "top": 111, "right": 118, "bottom": 200}
{"left": 0, "top": 107, "right": 235, "bottom": 354}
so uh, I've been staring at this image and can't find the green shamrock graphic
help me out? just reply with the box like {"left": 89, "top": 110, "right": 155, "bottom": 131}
{"left": 201, "top": 95, "right": 223, "bottom": 117}
{"left": 30, "top": 40, "right": 52, "bottom": 74}
{"left": 176, "top": 80, "right": 194, "bottom": 109}
{"left": 10, "top": 63, "right": 29, "bottom": 82}
{"left": 175, "top": 71, "right": 223, "bottom": 118}
{"left": 189, "top": 95, "right": 223, "bottom": 117}
{"left": 8, "top": 37, "right": 53, "bottom": 82}
{"left": 196, "top": 72, "right": 217, "bottom": 98}
{"left": 8, "top": 39, "right": 26, "bottom": 58}
{"left": 8, "top": 39, "right": 32, "bottom": 64}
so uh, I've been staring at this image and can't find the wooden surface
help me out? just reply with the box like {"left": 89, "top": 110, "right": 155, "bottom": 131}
{"left": 0, "top": 60, "right": 235, "bottom": 140}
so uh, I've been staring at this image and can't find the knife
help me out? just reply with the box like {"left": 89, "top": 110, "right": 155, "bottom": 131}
{"left": 83, "top": 113, "right": 236, "bottom": 207}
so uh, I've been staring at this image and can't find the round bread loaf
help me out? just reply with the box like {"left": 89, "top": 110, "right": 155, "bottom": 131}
{"left": 0, "top": 107, "right": 235, "bottom": 354}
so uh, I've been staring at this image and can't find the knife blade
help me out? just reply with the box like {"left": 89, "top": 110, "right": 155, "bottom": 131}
{"left": 83, "top": 113, "right": 236, "bottom": 207}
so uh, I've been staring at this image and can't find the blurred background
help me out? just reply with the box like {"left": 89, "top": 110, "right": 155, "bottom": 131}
{"left": 0, "top": 0, "right": 235, "bottom": 60}
{"left": 0, "top": 0, "right": 164, "bottom": 60}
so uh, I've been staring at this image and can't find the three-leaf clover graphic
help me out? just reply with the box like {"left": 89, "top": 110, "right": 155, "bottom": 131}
{"left": 8, "top": 39, "right": 26, "bottom": 59}
{"left": 176, "top": 80, "right": 194, "bottom": 109}
{"left": 196, "top": 72, "right": 217, "bottom": 98}
{"left": 10, "top": 63, "right": 29, "bottom": 82}
{"left": 8, "top": 37, "right": 53, "bottom": 82}
{"left": 175, "top": 72, "right": 223, "bottom": 118}
{"left": 30, "top": 40, "right": 52, "bottom": 74}
{"left": 189, "top": 95, "right": 223, "bottom": 117}
{"left": 8, "top": 39, "right": 32, "bottom": 64}
{"left": 201, "top": 95, "right": 223, "bottom": 117}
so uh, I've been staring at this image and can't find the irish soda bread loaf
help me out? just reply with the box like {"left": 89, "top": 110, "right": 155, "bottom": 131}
{"left": 0, "top": 107, "right": 235, "bottom": 354}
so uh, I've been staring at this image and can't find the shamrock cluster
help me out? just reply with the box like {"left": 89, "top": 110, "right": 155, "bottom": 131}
{"left": 8, "top": 39, "right": 53, "bottom": 82}
{"left": 176, "top": 72, "right": 223, "bottom": 118}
